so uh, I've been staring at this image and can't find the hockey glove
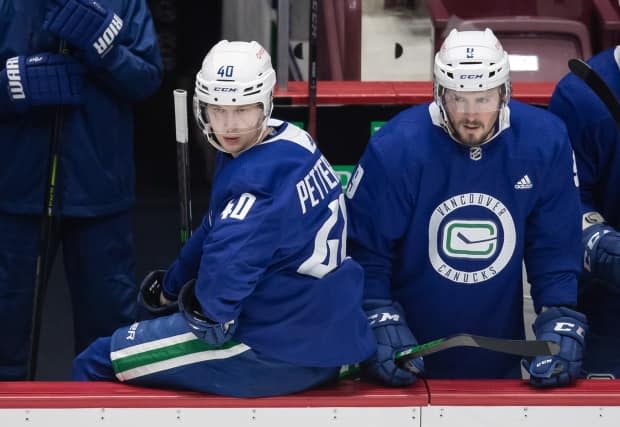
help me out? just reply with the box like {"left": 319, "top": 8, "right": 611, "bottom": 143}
{"left": 0, "top": 54, "right": 84, "bottom": 112}
{"left": 361, "top": 299, "right": 424, "bottom": 386}
{"left": 582, "top": 223, "right": 620, "bottom": 294}
{"left": 43, "top": 0, "right": 124, "bottom": 67}
{"left": 137, "top": 269, "right": 178, "bottom": 316}
{"left": 522, "top": 306, "right": 587, "bottom": 387}
{"left": 178, "top": 280, "right": 237, "bottom": 347}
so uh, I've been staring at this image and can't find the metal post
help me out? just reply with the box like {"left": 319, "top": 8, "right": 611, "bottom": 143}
{"left": 277, "top": 0, "right": 290, "bottom": 90}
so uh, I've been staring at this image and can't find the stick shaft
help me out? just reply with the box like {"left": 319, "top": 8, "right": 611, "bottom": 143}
{"left": 339, "top": 334, "right": 559, "bottom": 379}
{"left": 568, "top": 58, "right": 620, "bottom": 125}
{"left": 307, "top": 0, "right": 318, "bottom": 138}
{"left": 395, "top": 334, "right": 560, "bottom": 360}
{"left": 28, "top": 40, "right": 68, "bottom": 380}
{"left": 173, "top": 89, "right": 192, "bottom": 245}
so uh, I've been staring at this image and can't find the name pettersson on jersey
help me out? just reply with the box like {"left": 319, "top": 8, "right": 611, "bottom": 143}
{"left": 295, "top": 155, "right": 341, "bottom": 215}
{"left": 5, "top": 57, "right": 25, "bottom": 100}
{"left": 428, "top": 193, "right": 517, "bottom": 284}
{"left": 93, "top": 14, "right": 124, "bottom": 57}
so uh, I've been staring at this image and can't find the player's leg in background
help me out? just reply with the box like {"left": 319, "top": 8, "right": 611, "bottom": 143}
{"left": 72, "top": 336, "right": 115, "bottom": 380}
{"left": 0, "top": 213, "right": 59, "bottom": 379}
{"left": 62, "top": 211, "right": 138, "bottom": 355}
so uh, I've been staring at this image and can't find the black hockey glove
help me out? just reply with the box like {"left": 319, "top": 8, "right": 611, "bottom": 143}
{"left": 137, "top": 269, "right": 178, "bottom": 316}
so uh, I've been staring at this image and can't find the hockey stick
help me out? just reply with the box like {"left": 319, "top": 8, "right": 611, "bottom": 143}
{"left": 394, "top": 334, "right": 559, "bottom": 360}
{"left": 340, "top": 334, "right": 559, "bottom": 379}
{"left": 307, "top": 0, "right": 318, "bottom": 138}
{"left": 27, "top": 40, "right": 68, "bottom": 380}
{"left": 173, "top": 89, "right": 192, "bottom": 245}
{"left": 568, "top": 58, "right": 620, "bottom": 126}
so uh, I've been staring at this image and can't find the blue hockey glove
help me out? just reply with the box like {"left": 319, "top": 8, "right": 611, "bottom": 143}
{"left": 582, "top": 223, "right": 620, "bottom": 294}
{"left": 178, "top": 280, "right": 237, "bottom": 347}
{"left": 137, "top": 269, "right": 178, "bottom": 316}
{"left": 44, "top": 0, "right": 124, "bottom": 67}
{"left": 0, "top": 54, "right": 84, "bottom": 112}
{"left": 361, "top": 299, "right": 424, "bottom": 386}
{"left": 522, "top": 306, "right": 587, "bottom": 387}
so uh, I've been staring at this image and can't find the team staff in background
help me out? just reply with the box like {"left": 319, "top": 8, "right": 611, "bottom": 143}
{"left": 346, "top": 28, "right": 587, "bottom": 387}
{"left": 72, "top": 40, "right": 375, "bottom": 397}
{"left": 549, "top": 45, "right": 620, "bottom": 379}
{"left": 0, "top": 0, "right": 162, "bottom": 379}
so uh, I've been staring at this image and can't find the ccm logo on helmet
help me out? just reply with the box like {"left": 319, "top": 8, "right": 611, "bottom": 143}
{"left": 460, "top": 74, "right": 483, "bottom": 79}
{"left": 214, "top": 87, "right": 237, "bottom": 92}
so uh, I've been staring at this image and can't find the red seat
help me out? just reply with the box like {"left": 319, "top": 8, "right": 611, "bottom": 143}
{"left": 425, "top": 0, "right": 595, "bottom": 82}
{"left": 591, "top": 0, "right": 620, "bottom": 50}
{"left": 454, "top": 17, "right": 592, "bottom": 82}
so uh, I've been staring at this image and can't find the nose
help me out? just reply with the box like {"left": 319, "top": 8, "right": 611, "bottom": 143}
{"left": 221, "top": 111, "right": 240, "bottom": 131}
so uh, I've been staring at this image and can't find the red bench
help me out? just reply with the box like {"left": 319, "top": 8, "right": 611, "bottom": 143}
{"left": 1, "top": 379, "right": 619, "bottom": 427}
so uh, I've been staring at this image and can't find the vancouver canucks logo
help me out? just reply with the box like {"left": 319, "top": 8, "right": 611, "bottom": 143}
{"left": 429, "top": 193, "right": 516, "bottom": 284}
{"left": 443, "top": 220, "right": 497, "bottom": 258}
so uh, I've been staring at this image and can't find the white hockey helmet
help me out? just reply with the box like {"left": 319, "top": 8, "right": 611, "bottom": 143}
{"left": 433, "top": 28, "right": 511, "bottom": 143}
{"left": 434, "top": 28, "right": 510, "bottom": 93}
{"left": 193, "top": 40, "right": 276, "bottom": 152}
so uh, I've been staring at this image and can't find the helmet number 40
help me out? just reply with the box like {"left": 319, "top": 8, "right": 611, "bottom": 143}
{"left": 217, "top": 65, "right": 234, "bottom": 78}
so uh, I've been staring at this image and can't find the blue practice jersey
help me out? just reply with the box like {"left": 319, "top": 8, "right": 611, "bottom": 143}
{"left": 549, "top": 47, "right": 620, "bottom": 377}
{"left": 346, "top": 100, "right": 582, "bottom": 379}
{"left": 162, "top": 119, "right": 375, "bottom": 368}
{"left": 549, "top": 47, "right": 620, "bottom": 227}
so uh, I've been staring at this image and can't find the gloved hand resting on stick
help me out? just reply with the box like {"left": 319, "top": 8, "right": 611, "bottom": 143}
{"left": 362, "top": 299, "right": 424, "bottom": 386}
{"left": 522, "top": 306, "right": 587, "bottom": 387}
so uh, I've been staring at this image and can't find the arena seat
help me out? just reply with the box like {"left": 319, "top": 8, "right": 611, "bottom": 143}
{"left": 424, "top": 0, "right": 595, "bottom": 82}
{"left": 453, "top": 17, "right": 592, "bottom": 82}
{"left": 592, "top": 0, "right": 620, "bottom": 49}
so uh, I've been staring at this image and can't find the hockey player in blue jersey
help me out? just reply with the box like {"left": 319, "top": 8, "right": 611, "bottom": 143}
{"left": 0, "top": 0, "right": 162, "bottom": 379}
{"left": 346, "top": 28, "right": 588, "bottom": 387}
{"left": 72, "top": 40, "right": 376, "bottom": 397}
{"left": 549, "top": 46, "right": 620, "bottom": 379}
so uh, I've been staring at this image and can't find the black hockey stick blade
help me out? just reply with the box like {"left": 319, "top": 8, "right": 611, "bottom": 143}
{"left": 568, "top": 58, "right": 620, "bottom": 126}
{"left": 395, "top": 334, "right": 560, "bottom": 362}
{"left": 339, "top": 334, "right": 559, "bottom": 379}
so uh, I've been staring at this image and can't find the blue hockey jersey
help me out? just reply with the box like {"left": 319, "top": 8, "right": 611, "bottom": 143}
{"left": 549, "top": 47, "right": 620, "bottom": 229}
{"left": 549, "top": 47, "right": 620, "bottom": 377}
{"left": 162, "top": 119, "right": 376, "bottom": 368}
{"left": 346, "top": 100, "right": 582, "bottom": 378}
